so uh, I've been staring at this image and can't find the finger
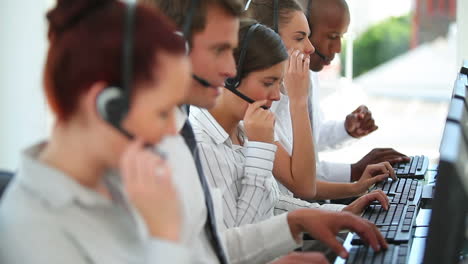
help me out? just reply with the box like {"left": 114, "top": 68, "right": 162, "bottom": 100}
{"left": 342, "top": 215, "right": 380, "bottom": 251}
{"left": 245, "top": 100, "right": 268, "bottom": 117}
{"left": 303, "top": 56, "right": 310, "bottom": 73}
{"left": 296, "top": 52, "right": 304, "bottom": 72}
{"left": 382, "top": 162, "right": 396, "bottom": 180}
{"left": 359, "top": 118, "right": 376, "bottom": 131}
{"left": 121, "top": 140, "right": 144, "bottom": 186}
{"left": 374, "top": 223, "right": 388, "bottom": 249}
{"left": 346, "top": 114, "right": 360, "bottom": 132}
{"left": 365, "top": 163, "right": 388, "bottom": 175}
{"left": 356, "top": 105, "right": 369, "bottom": 115}
{"left": 379, "top": 149, "right": 408, "bottom": 158}
{"left": 134, "top": 148, "right": 151, "bottom": 187}
{"left": 288, "top": 50, "right": 298, "bottom": 72}
{"left": 357, "top": 111, "right": 372, "bottom": 123}
{"left": 317, "top": 230, "right": 349, "bottom": 259}
{"left": 350, "top": 219, "right": 381, "bottom": 252}
{"left": 353, "top": 105, "right": 367, "bottom": 114}
{"left": 368, "top": 190, "right": 389, "bottom": 210}
{"left": 369, "top": 173, "right": 390, "bottom": 186}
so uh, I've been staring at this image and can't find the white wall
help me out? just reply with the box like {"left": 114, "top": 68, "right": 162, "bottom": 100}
{"left": 457, "top": 0, "right": 468, "bottom": 66}
{"left": 0, "top": 0, "right": 50, "bottom": 171}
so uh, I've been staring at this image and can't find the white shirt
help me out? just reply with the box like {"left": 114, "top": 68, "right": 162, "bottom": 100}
{"left": 0, "top": 143, "right": 190, "bottom": 264}
{"left": 161, "top": 107, "right": 302, "bottom": 264}
{"left": 271, "top": 71, "right": 356, "bottom": 183}
{"left": 189, "top": 107, "right": 345, "bottom": 230}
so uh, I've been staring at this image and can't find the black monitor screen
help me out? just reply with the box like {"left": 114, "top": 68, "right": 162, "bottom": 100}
{"left": 423, "top": 121, "right": 468, "bottom": 264}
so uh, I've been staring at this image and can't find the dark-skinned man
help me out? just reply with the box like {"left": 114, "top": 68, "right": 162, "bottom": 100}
{"left": 272, "top": 0, "right": 411, "bottom": 186}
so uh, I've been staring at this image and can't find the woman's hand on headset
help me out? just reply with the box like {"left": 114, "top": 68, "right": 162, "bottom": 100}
{"left": 284, "top": 49, "right": 310, "bottom": 103}
{"left": 120, "top": 139, "right": 181, "bottom": 242}
{"left": 244, "top": 100, "right": 276, "bottom": 144}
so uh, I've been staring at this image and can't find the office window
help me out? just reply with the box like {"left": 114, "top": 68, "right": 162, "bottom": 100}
{"left": 317, "top": 0, "right": 460, "bottom": 164}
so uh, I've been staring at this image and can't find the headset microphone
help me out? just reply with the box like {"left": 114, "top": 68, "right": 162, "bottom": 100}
{"left": 304, "top": 1, "right": 328, "bottom": 63}
{"left": 193, "top": 74, "right": 215, "bottom": 88}
{"left": 314, "top": 50, "right": 327, "bottom": 61}
{"left": 224, "top": 23, "right": 267, "bottom": 110}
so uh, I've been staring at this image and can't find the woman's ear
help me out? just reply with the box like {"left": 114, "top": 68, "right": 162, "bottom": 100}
{"left": 82, "top": 82, "right": 108, "bottom": 122}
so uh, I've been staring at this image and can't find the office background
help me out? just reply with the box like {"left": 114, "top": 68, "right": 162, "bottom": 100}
{"left": 0, "top": 0, "right": 467, "bottom": 171}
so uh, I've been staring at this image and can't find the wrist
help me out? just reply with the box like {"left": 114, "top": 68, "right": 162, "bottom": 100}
{"left": 350, "top": 182, "right": 362, "bottom": 196}
{"left": 288, "top": 96, "right": 309, "bottom": 106}
{"left": 350, "top": 163, "right": 361, "bottom": 182}
{"left": 287, "top": 210, "right": 306, "bottom": 243}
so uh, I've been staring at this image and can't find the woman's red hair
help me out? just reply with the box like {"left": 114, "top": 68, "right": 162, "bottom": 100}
{"left": 44, "top": 0, "right": 185, "bottom": 121}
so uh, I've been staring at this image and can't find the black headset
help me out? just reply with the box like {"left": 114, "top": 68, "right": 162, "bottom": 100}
{"left": 96, "top": 1, "right": 136, "bottom": 139}
{"left": 273, "top": 0, "right": 279, "bottom": 33}
{"left": 224, "top": 23, "right": 268, "bottom": 110}
{"left": 182, "top": 0, "right": 216, "bottom": 88}
{"left": 304, "top": 0, "right": 327, "bottom": 61}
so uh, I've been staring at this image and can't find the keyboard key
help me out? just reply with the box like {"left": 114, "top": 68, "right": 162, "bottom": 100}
{"left": 383, "top": 245, "right": 395, "bottom": 263}
{"left": 401, "top": 225, "right": 411, "bottom": 232}
{"left": 417, "top": 156, "right": 424, "bottom": 170}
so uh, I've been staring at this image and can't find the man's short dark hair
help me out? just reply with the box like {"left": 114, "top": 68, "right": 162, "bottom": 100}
{"left": 143, "top": 0, "right": 243, "bottom": 39}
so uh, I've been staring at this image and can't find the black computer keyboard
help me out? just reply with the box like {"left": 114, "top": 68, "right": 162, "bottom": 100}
{"left": 370, "top": 178, "right": 422, "bottom": 205}
{"left": 392, "top": 155, "right": 428, "bottom": 179}
{"left": 346, "top": 244, "right": 409, "bottom": 264}
{"left": 351, "top": 203, "right": 417, "bottom": 243}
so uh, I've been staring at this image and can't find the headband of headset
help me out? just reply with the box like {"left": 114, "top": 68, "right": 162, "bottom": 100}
{"left": 273, "top": 0, "right": 279, "bottom": 33}
{"left": 225, "top": 23, "right": 260, "bottom": 91}
{"left": 224, "top": 23, "right": 267, "bottom": 109}
{"left": 96, "top": 1, "right": 135, "bottom": 139}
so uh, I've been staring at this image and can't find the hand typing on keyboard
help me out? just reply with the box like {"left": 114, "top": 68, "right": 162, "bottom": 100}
{"left": 351, "top": 162, "right": 395, "bottom": 195}
{"left": 287, "top": 209, "right": 388, "bottom": 259}
{"left": 350, "top": 148, "right": 410, "bottom": 182}
{"left": 343, "top": 190, "right": 389, "bottom": 214}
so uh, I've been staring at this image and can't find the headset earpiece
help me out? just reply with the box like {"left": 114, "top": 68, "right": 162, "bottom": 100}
{"left": 225, "top": 77, "right": 240, "bottom": 90}
{"left": 96, "top": 87, "right": 127, "bottom": 127}
{"left": 224, "top": 23, "right": 260, "bottom": 91}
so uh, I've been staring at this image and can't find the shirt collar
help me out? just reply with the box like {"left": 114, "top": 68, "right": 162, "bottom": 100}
{"left": 17, "top": 142, "right": 119, "bottom": 210}
{"left": 175, "top": 106, "right": 188, "bottom": 133}
{"left": 188, "top": 106, "right": 230, "bottom": 145}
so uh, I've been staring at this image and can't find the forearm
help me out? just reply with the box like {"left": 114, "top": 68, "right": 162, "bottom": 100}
{"left": 235, "top": 141, "right": 279, "bottom": 226}
{"left": 224, "top": 214, "right": 302, "bottom": 264}
{"left": 288, "top": 98, "right": 316, "bottom": 198}
{"left": 314, "top": 180, "right": 359, "bottom": 200}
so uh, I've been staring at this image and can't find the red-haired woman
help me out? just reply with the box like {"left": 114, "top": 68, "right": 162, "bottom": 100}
{"left": 0, "top": 0, "right": 191, "bottom": 263}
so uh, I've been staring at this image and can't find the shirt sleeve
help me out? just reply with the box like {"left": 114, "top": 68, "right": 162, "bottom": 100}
{"left": 223, "top": 213, "right": 302, "bottom": 264}
{"left": 274, "top": 195, "right": 346, "bottom": 215}
{"left": 316, "top": 119, "right": 357, "bottom": 152}
{"left": 146, "top": 239, "right": 191, "bottom": 263}
{"left": 197, "top": 140, "right": 279, "bottom": 228}
{"left": 317, "top": 161, "right": 352, "bottom": 183}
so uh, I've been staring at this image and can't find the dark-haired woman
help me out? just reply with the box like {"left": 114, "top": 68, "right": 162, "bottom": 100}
{"left": 189, "top": 20, "right": 389, "bottom": 231}
{"left": 0, "top": 0, "right": 192, "bottom": 263}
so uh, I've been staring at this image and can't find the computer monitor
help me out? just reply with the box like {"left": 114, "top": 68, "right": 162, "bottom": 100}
{"left": 461, "top": 60, "right": 468, "bottom": 77}
{"left": 453, "top": 74, "right": 467, "bottom": 101}
{"left": 423, "top": 121, "right": 468, "bottom": 264}
{"left": 446, "top": 97, "right": 468, "bottom": 144}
